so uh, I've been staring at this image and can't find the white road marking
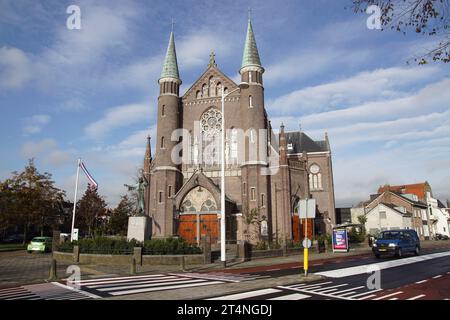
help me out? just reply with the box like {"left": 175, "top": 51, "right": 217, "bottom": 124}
{"left": 268, "top": 293, "right": 311, "bottom": 300}
{"left": 407, "top": 294, "right": 426, "bottom": 300}
{"left": 312, "top": 284, "right": 348, "bottom": 292}
{"left": 293, "top": 281, "right": 333, "bottom": 289}
{"left": 315, "top": 251, "right": 450, "bottom": 278}
{"left": 373, "top": 291, "right": 403, "bottom": 300}
{"left": 358, "top": 294, "right": 376, "bottom": 300}
{"left": 389, "top": 298, "right": 398, "bottom": 300}
{"left": 97, "top": 278, "right": 207, "bottom": 291}
{"left": 277, "top": 286, "right": 353, "bottom": 300}
{"left": 74, "top": 274, "right": 167, "bottom": 284}
{"left": 432, "top": 275, "right": 442, "bottom": 279}
{"left": 87, "top": 276, "right": 180, "bottom": 288}
{"left": 348, "top": 289, "right": 382, "bottom": 299}
{"left": 111, "top": 280, "right": 224, "bottom": 296}
{"left": 51, "top": 282, "right": 101, "bottom": 299}
{"left": 334, "top": 286, "right": 365, "bottom": 295}
{"left": 207, "top": 288, "right": 282, "bottom": 300}
{"left": 415, "top": 280, "right": 428, "bottom": 284}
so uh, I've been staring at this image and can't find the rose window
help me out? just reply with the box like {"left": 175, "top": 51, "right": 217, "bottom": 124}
{"left": 201, "top": 109, "right": 222, "bottom": 138}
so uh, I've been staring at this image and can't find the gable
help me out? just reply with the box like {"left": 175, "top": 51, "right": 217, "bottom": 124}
{"left": 182, "top": 65, "right": 238, "bottom": 102}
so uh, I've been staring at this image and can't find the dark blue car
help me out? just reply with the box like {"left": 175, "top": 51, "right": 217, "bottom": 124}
{"left": 372, "top": 229, "right": 420, "bottom": 258}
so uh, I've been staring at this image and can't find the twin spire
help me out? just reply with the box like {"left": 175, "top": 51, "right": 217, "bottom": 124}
{"left": 159, "top": 16, "right": 262, "bottom": 81}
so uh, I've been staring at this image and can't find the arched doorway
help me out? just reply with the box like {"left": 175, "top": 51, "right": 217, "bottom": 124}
{"left": 178, "top": 186, "right": 219, "bottom": 244}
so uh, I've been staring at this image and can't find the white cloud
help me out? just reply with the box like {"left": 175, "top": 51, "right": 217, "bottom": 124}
{"left": 268, "top": 66, "right": 442, "bottom": 116}
{"left": 20, "top": 139, "right": 72, "bottom": 167}
{"left": 0, "top": 46, "right": 32, "bottom": 89}
{"left": 85, "top": 103, "right": 150, "bottom": 139}
{"left": 22, "top": 114, "right": 51, "bottom": 135}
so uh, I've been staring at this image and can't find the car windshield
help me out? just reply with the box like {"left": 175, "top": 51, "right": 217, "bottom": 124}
{"left": 378, "top": 232, "right": 401, "bottom": 240}
{"left": 31, "top": 238, "right": 46, "bottom": 242}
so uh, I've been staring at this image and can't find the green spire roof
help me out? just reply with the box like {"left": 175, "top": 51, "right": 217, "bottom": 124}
{"left": 241, "top": 19, "right": 262, "bottom": 69}
{"left": 160, "top": 32, "right": 180, "bottom": 79}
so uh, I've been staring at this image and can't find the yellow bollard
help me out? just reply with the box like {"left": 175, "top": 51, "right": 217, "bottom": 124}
{"left": 304, "top": 247, "right": 308, "bottom": 276}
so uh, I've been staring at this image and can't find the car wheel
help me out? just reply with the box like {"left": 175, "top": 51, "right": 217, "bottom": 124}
{"left": 27, "top": 250, "right": 32, "bottom": 254}
{"left": 375, "top": 254, "right": 380, "bottom": 259}
{"left": 414, "top": 246, "right": 420, "bottom": 256}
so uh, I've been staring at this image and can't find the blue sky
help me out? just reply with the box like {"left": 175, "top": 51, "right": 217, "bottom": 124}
{"left": 1, "top": 0, "right": 449, "bottom": 207}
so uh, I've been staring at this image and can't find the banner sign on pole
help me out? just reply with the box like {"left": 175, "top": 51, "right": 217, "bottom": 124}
{"left": 332, "top": 228, "right": 349, "bottom": 253}
{"left": 298, "top": 199, "right": 316, "bottom": 219}
{"left": 72, "top": 228, "right": 79, "bottom": 242}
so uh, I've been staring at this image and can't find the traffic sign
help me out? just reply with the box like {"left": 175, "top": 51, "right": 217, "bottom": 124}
{"left": 302, "top": 238, "right": 312, "bottom": 248}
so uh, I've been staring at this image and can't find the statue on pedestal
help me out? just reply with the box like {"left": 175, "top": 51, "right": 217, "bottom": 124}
{"left": 124, "top": 176, "right": 148, "bottom": 216}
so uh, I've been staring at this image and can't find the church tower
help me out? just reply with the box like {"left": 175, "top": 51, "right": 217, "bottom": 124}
{"left": 239, "top": 18, "right": 272, "bottom": 238}
{"left": 150, "top": 30, "right": 183, "bottom": 238}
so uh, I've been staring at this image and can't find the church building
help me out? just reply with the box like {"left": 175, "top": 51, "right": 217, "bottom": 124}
{"left": 142, "top": 18, "right": 336, "bottom": 246}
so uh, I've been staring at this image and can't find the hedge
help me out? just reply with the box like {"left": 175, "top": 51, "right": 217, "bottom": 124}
{"left": 57, "top": 237, "right": 202, "bottom": 255}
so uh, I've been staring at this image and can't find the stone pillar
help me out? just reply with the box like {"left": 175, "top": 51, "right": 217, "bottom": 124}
{"left": 133, "top": 247, "right": 142, "bottom": 266}
{"left": 201, "top": 236, "right": 211, "bottom": 264}
{"left": 52, "top": 230, "right": 61, "bottom": 253}
{"left": 73, "top": 245, "right": 80, "bottom": 263}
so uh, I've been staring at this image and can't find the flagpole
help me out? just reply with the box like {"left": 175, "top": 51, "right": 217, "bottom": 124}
{"left": 71, "top": 158, "right": 81, "bottom": 242}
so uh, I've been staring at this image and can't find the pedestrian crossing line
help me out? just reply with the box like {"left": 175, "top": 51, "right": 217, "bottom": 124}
{"left": 358, "top": 294, "right": 377, "bottom": 300}
{"left": 85, "top": 276, "right": 180, "bottom": 288}
{"left": 96, "top": 278, "right": 208, "bottom": 292}
{"left": 333, "top": 286, "right": 365, "bottom": 296}
{"left": 348, "top": 289, "right": 383, "bottom": 299}
{"left": 415, "top": 280, "right": 427, "bottom": 284}
{"left": 0, "top": 287, "right": 39, "bottom": 300}
{"left": 338, "top": 291, "right": 356, "bottom": 296}
{"left": 389, "top": 298, "right": 399, "bottom": 300}
{"left": 277, "top": 286, "right": 353, "bottom": 300}
{"left": 73, "top": 274, "right": 167, "bottom": 284}
{"left": 50, "top": 282, "right": 100, "bottom": 299}
{"left": 206, "top": 288, "right": 282, "bottom": 300}
{"left": 311, "top": 284, "right": 348, "bottom": 292}
{"left": 268, "top": 293, "right": 311, "bottom": 300}
{"left": 372, "top": 291, "right": 403, "bottom": 300}
{"left": 432, "top": 275, "right": 442, "bottom": 279}
{"left": 109, "top": 280, "right": 224, "bottom": 296}
{"left": 168, "top": 272, "right": 264, "bottom": 283}
{"left": 290, "top": 281, "right": 333, "bottom": 289}
{"left": 407, "top": 294, "right": 426, "bottom": 300}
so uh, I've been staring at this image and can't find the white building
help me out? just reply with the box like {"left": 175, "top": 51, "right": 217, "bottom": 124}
{"left": 365, "top": 203, "right": 412, "bottom": 235}
{"left": 426, "top": 192, "right": 450, "bottom": 238}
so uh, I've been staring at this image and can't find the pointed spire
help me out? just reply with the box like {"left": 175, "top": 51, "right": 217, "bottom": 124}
{"left": 241, "top": 17, "right": 262, "bottom": 71}
{"left": 144, "top": 134, "right": 152, "bottom": 174}
{"left": 160, "top": 31, "right": 180, "bottom": 80}
{"left": 279, "top": 123, "right": 287, "bottom": 165}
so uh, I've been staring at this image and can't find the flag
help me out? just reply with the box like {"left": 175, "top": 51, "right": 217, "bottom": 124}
{"left": 80, "top": 161, "right": 98, "bottom": 189}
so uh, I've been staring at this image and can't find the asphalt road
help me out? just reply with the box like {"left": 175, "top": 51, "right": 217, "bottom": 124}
{"left": 1, "top": 245, "right": 449, "bottom": 300}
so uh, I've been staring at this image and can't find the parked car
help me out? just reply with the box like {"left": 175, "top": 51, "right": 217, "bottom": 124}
{"left": 27, "top": 237, "right": 53, "bottom": 253}
{"left": 372, "top": 229, "right": 420, "bottom": 258}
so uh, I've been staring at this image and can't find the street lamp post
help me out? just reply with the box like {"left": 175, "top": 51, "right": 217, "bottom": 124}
{"left": 220, "top": 82, "right": 248, "bottom": 268}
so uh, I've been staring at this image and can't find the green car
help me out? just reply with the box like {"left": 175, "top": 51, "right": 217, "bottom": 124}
{"left": 27, "top": 237, "right": 52, "bottom": 253}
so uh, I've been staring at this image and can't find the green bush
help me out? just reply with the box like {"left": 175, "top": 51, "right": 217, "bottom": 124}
{"left": 348, "top": 227, "right": 365, "bottom": 243}
{"left": 56, "top": 237, "right": 201, "bottom": 255}
{"left": 252, "top": 241, "right": 268, "bottom": 251}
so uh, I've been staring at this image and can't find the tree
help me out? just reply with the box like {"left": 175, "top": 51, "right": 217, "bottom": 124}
{"left": 109, "top": 195, "right": 133, "bottom": 236}
{"left": 357, "top": 214, "right": 368, "bottom": 236}
{"left": 351, "top": 0, "right": 450, "bottom": 64}
{"left": 1, "top": 159, "right": 66, "bottom": 243}
{"left": 76, "top": 186, "right": 107, "bottom": 237}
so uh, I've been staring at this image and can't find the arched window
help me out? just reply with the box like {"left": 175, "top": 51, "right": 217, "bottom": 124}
{"left": 248, "top": 71, "right": 253, "bottom": 83}
{"left": 200, "top": 108, "right": 222, "bottom": 139}
{"left": 209, "top": 76, "right": 216, "bottom": 97}
{"left": 223, "top": 87, "right": 229, "bottom": 95}
{"left": 216, "top": 82, "right": 222, "bottom": 96}
{"left": 309, "top": 164, "right": 322, "bottom": 190}
{"left": 196, "top": 90, "right": 201, "bottom": 99}
{"left": 161, "top": 136, "right": 165, "bottom": 149}
{"left": 230, "top": 128, "right": 238, "bottom": 160}
{"left": 202, "top": 84, "right": 208, "bottom": 98}
{"left": 161, "top": 105, "right": 165, "bottom": 116}
{"left": 249, "top": 128, "right": 256, "bottom": 143}
{"left": 249, "top": 95, "right": 253, "bottom": 108}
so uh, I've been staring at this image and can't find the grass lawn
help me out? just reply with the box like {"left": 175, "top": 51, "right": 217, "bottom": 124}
{"left": 0, "top": 243, "right": 26, "bottom": 252}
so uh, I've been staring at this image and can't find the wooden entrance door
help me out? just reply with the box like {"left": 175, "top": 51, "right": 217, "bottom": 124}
{"left": 178, "top": 214, "right": 219, "bottom": 245}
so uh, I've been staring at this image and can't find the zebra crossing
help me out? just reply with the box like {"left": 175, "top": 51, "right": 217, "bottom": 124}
{"left": 73, "top": 273, "right": 231, "bottom": 297}
{"left": 206, "top": 280, "right": 430, "bottom": 300}
{"left": 168, "top": 272, "right": 269, "bottom": 283}
{"left": 0, "top": 282, "right": 96, "bottom": 300}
